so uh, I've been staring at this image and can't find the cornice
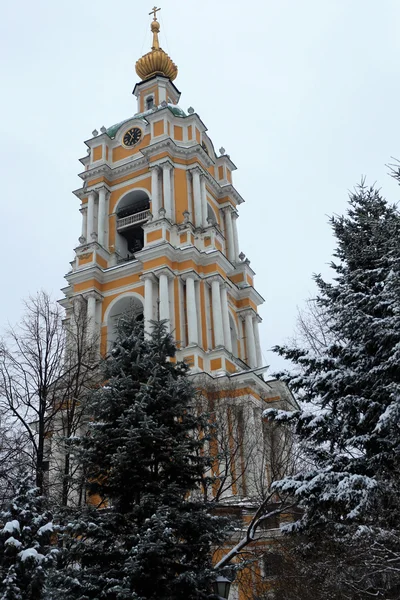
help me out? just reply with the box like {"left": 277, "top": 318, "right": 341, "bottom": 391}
{"left": 219, "top": 183, "right": 245, "bottom": 205}
{"left": 215, "top": 154, "right": 237, "bottom": 172}
{"left": 74, "top": 143, "right": 244, "bottom": 209}
{"left": 237, "top": 285, "right": 265, "bottom": 306}
{"left": 142, "top": 138, "right": 214, "bottom": 169}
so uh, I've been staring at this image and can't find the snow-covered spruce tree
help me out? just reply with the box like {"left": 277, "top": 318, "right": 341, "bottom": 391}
{"left": 266, "top": 181, "right": 400, "bottom": 598}
{"left": 0, "top": 474, "right": 56, "bottom": 600}
{"left": 48, "top": 316, "right": 229, "bottom": 600}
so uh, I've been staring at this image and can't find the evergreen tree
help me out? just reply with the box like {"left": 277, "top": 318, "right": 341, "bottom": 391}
{"left": 48, "top": 316, "right": 228, "bottom": 600}
{"left": 266, "top": 181, "right": 400, "bottom": 597}
{"left": 0, "top": 474, "right": 56, "bottom": 600}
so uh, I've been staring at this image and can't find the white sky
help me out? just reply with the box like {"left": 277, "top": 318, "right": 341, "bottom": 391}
{"left": 1, "top": 0, "right": 400, "bottom": 373}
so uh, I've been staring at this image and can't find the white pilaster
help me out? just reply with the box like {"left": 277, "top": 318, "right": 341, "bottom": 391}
{"left": 151, "top": 166, "right": 161, "bottom": 217}
{"left": 86, "top": 293, "right": 97, "bottom": 340}
{"left": 201, "top": 175, "right": 208, "bottom": 227}
{"left": 87, "top": 191, "right": 96, "bottom": 241}
{"left": 224, "top": 207, "right": 235, "bottom": 263}
{"left": 211, "top": 278, "right": 224, "bottom": 347}
{"left": 232, "top": 212, "right": 239, "bottom": 263}
{"left": 244, "top": 311, "right": 257, "bottom": 368}
{"left": 220, "top": 284, "right": 232, "bottom": 353}
{"left": 184, "top": 274, "right": 199, "bottom": 345}
{"left": 159, "top": 271, "right": 171, "bottom": 331}
{"left": 162, "top": 162, "right": 173, "bottom": 220}
{"left": 143, "top": 274, "right": 155, "bottom": 339}
{"left": 191, "top": 168, "right": 203, "bottom": 228}
{"left": 80, "top": 207, "right": 87, "bottom": 241}
{"left": 97, "top": 187, "right": 107, "bottom": 247}
{"left": 253, "top": 316, "right": 262, "bottom": 367}
{"left": 186, "top": 170, "right": 193, "bottom": 223}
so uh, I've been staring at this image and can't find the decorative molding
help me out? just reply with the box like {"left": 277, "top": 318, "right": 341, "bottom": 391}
{"left": 238, "top": 308, "right": 257, "bottom": 321}
{"left": 154, "top": 266, "right": 175, "bottom": 280}
{"left": 180, "top": 271, "right": 200, "bottom": 283}
{"left": 139, "top": 272, "right": 158, "bottom": 284}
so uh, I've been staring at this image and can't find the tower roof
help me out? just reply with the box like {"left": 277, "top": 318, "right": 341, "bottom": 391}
{"left": 135, "top": 7, "right": 178, "bottom": 82}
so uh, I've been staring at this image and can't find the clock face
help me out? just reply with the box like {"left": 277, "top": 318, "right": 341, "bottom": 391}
{"left": 123, "top": 127, "right": 142, "bottom": 147}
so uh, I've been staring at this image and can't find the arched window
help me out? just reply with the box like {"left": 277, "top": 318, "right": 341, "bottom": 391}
{"left": 107, "top": 295, "right": 144, "bottom": 350}
{"left": 146, "top": 96, "right": 154, "bottom": 110}
{"left": 115, "top": 190, "right": 151, "bottom": 257}
{"left": 207, "top": 203, "right": 218, "bottom": 226}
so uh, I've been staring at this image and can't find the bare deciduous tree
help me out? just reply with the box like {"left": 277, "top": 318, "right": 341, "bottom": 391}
{"left": 194, "top": 378, "right": 301, "bottom": 573}
{"left": 0, "top": 291, "right": 98, "bottom": 504}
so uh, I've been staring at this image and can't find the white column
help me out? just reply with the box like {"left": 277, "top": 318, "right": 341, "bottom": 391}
{"left": 185, "top": 275, "right": 198, "bottom": 345}
{"left": 159, "top": 272, "right": 170, "bottom": 331}
{"left": 86, "top": 294, "right": 97, "bottom": 340}
{"left": 97, "top": 187, "right": 107, "bottom": 247}
{"left": 201, "top": 175, "right": 208, "bottom": 227}
{"left": 87, "top": 191, "right": 96, "bottom": 241}
{"left": 220, "top": 284, "right": 232, "bottom": 353}
{"left": 80, "top": 208, "right": 87, "bottom": 242}
{"left": 186, "top": 170, "right": 193, "bottom": 223}
{"left": 211, "top": 278, "right": 224, "bottom": 347}
{"left": 151, "top": 166, "right": 160, "bottom": 217}
{"left": 143, "top": 275, "right": 154, "bottom": 339}
{"left": 232, "top": 212, "right": 239, "bottom": 263}
{"left": 224, "top": 208, "right": 235, "bottom": 263}
{"left": 253, "top": 317, "right": 262, "bottom": 367}
{"left": 192, "top": 168, "right": 203, "bottom": 228}
{"left": 244, "top": 311, "right": 257, "bottom": 368}
{"left": 162, "top": 163, "right": 173, "bottom": 220}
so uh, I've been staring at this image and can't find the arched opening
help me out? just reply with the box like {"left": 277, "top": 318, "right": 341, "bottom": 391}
{"left": 229, "top": 313, "right": 239, "bottom": 359}
{"left": 146, "top": 96, "right": 154, "bottom": 110}
{"left": 207, "top": 203, "right": 218, "bottom": 226}
{"left": 107, "top": 295, "right": 144, "bottom": 350}
{"left": 115, "top": 190, "right": 150, "bottom": 258}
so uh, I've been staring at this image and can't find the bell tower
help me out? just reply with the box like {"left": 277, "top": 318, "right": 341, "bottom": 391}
{"left": 60, "top": 8, "right": 290, "bottom": 474}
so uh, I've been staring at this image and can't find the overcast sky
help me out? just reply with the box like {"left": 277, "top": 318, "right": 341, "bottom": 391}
{"left": 1, "top": 0, "right": 399, "bottom": 372}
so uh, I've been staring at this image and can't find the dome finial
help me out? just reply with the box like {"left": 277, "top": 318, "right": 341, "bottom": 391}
{"left": 149, "top": 6, "right": 161, "bottom": 50}
{"left": 135, "top": 7, "right": 178, "bottom": 82}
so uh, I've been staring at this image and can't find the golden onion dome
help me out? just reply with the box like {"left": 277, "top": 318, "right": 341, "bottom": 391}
{"left": 135, "top": 11, "right": 178, "bottom": 82}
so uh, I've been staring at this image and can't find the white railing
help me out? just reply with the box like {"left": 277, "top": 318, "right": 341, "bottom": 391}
{"left": 116, "top": 209, "right": 151, "bottom": 230}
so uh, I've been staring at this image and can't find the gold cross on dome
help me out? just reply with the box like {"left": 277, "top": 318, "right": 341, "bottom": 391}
{"left": 149, "top": 6, "right": 161, "bottom": 20}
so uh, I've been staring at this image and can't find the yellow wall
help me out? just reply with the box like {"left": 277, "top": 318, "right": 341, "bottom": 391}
{"left": 174, "top": 167, "right": 188, "bottom": 222}
{"left": 92, "top": 145, "right": 102, "bottom": 161}
{"left": 154, "top": 120, "right": 164, "bottom": 136}
{"left": 112, "top": 134, "right": 151, "bottom": 162}
{"left": 174, "top": 125, "right": 183, "bottom": 141}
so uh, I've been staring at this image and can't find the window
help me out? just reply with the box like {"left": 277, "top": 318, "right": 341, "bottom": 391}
{"left": 146, "top": 96, "right": 154, "bottom": 110}
{"left": 262, "top": 553, "right": 282, "bottom": 579}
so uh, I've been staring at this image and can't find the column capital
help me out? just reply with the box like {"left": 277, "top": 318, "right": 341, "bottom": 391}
{"left": 188, "top": 165, "right": 202, "bottom": 176}
{"left": 140, "top": 272, "right": 158, "bottom": 284}
{"left": 222, "top": 204, "right": 235, "bottom": 215}
{"left": 95, "top": 184, "right": 110, "bottom": 193}
{"left": 155, "top": 267, "right": 175, "bottom": 280}
{"left": 87, "top": 189, "right": 98, "bottom": 199}
{"left": 181, "top": 270, "right": 201, "bottom": 283}
{"left": 159, "top": 159, "right": 174, "bottom": 171}
{"left": 239, "top": 308, "right": 257, "bottom": 321}
{"left": 205, "top": 274, "right": 225, "bottom": 287}
{"left": 149, "top": 163, "right": 161, "bottom": 172}
{"left": 83, "top": 290, "right": 103, "bottom": 302}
